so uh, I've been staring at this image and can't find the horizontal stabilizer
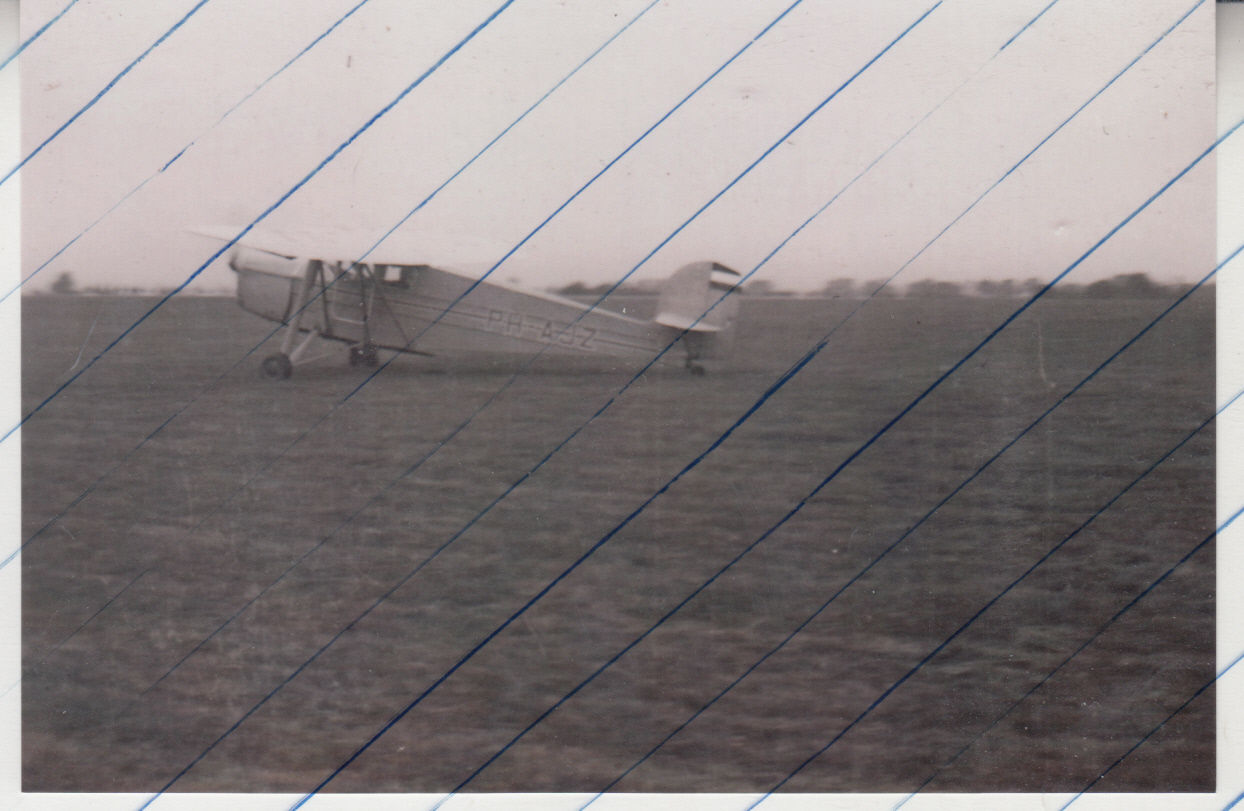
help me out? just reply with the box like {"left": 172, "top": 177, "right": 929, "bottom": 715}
{"left": 651, "top": 312, "right": 723, "bottom": 332}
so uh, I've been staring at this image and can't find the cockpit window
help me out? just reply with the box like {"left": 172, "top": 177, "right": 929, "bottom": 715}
{"left": 380, "top": 265, "right": 417, "bottom": 287}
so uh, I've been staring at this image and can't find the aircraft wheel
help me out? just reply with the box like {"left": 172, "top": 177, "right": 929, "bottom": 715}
{"left": 349, "top": 344, "right": 380, "bottom": 368}
{"left": 261, "top": 353, "right": 293, "bottom": 379}
{"left": 687, "top": 362, "right": 706, "bottom": 377}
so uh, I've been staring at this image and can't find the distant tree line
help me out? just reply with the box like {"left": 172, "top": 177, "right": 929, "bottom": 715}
{"left": 42, "top": 269, "right": 1203, "bottom": 299}
{"left": 43, "top": 275, "right": 160, "bottom": 296}
{"left": 552, "top": 272, "right": 1203, "bottom": 300}
{"left": 38, "top": 272, "right": 229, "bottom": 297}
{"left": 818, "top": 272, "right": 1203, "bottom": 299}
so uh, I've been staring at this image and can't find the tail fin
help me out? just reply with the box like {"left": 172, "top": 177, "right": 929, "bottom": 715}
{"left": 654, "top": 261, "right": 742, "bottom": 332}
{"left": 654, "top": 261, "right": 742, "bottom": 363}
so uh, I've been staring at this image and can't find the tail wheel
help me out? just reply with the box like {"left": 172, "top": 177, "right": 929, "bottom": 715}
{"left": 261, "top": 353, "right": 293, "bottom": 379}
{"left": 349, "top": 344, "right": 380, "bottom": 368}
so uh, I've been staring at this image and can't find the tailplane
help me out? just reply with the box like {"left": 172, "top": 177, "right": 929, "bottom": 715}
{"left": 654, "top": 261, "right": 742, "bottom": 369}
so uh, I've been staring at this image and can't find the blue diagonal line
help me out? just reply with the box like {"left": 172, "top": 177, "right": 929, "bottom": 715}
{"left": 3, "top": 0, "right": 519, "bottom": 445}
{"left": 41, "top": 0, "right": 800, "bottom": 662}
{"left": 113, "top": 0, "right": 951, "bottom": 709}
{"left": 585, "top": 0, "right": 1202, "bottom": 465}
{"left": 0, "top": 0, "right": 376, "bottom": 304}
{"left": 130, "top": 0, "right": 665, "bottom": 696}
{"left": 882, "top": 0, "right": 1206, "bottom": 307}
{"left": 74, "top": 0, "right": 945, "bottom": 699}
{"left": 4, "top": 0, "right": 658, "bottom": 574}
{"left": 592, "top": 59, "right": 1239, "bottom": 809}
{"left": 0, "top": 0, "right": 80, "bottom": 73}
{"left": 1224, "top": 789, "right": 1244, "bottom": 811}
{"left": 12, "top": 0, "right": 802, "bottom": 581}
{"left": 746, "top": 395, "right": 1235, "bottom": 810}
{"left": 743, "top": 108, "right": 1233, "bottom": 585}
{"left": 474, "top": 252, "right": 1229, "bottom": 810}
{"left": 893, "top": 251, "right": 1243, "bottom": 810}
{"left": 999, "top": 0, "right": 1062, "bottom": 51}
{"left": 46, "top": 568, "right": 153, "bottom": 657}
{"left": 125, "top": 0, "right": 825, "bottom": 802}
{"left": 419, "top": 38, "right": 1224, "bottom": 795}
{"left": 0, "top": 0, "right": 213, "bottom": 189}
{"left": 428, "top": 3, "right": 1199, "bottom": 796}
{"left": 5, "top": 0, "right": 1127, "bottom": 592}
{"left": 128, "top": 6, "right": 943, "bottom": 807}
{"left": 147, "top": 7, "right": 1214, "bottom": 801}
{"left": 363, "top": 0, "right": 956, "bottom": 422}
{"left": 525, "top": 0, "right": 1207, "bottom": 516}
{"left": 26, "top": 0, "right": 1214, "bottom": 796}
{"left": 164, "top": 0, "right": 888, "bottom": 592}
{"left": 135, "top": 0, "right": 919, "bottom": 664}
{"left": 354, "top": 1, "right": 1211, "bottom": 649}
{"left": 311, "top": 14, "right": 1242, "bottom": 808}
{"left": 895, "top": 480, "right": 1235, "bottom": 807}
{"left": 335, "top": 0, "right": 824, "bottom": 406}
{"left": 1061, "top": 644, "right": 1244, "bottom": 809}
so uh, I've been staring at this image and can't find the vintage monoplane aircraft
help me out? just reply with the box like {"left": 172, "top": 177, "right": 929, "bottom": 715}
{"left": 199, "top": 229, "right": 742, "bottom": 378}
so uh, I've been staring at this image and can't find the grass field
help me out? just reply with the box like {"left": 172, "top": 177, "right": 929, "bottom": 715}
{"left": 20, "top": 288, "right": 1215, "bottom": 796}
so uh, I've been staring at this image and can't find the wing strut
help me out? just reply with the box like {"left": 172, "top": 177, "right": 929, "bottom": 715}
{"left": 347, "top": 263, "right": 380, "bottom": 368}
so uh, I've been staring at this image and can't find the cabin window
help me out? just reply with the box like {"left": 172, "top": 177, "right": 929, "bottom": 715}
{"left": 380, "top": 266, "right": 416, "bottom": 288}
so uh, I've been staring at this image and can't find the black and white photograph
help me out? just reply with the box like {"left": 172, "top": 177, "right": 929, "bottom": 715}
{"left": 4, "top": 0, "right": 1240, "bottom": 808}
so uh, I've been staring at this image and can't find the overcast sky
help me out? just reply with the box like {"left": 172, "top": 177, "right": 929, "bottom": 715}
{"left": 16, "top": 0, "right": 1217, "bottom": 293}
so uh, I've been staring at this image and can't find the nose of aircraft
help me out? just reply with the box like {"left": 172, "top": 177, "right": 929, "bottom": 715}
{"left": 231, "top": 248, "right": 303, "bottom": 323}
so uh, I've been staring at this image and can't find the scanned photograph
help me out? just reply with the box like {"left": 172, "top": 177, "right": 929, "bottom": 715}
{"left": 13, "top": 0, "right": 1224, "bottom": 804}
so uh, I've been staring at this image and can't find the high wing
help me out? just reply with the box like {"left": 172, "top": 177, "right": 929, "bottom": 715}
{"left": 192, "top": 225, "right": 432, "bottom": 268}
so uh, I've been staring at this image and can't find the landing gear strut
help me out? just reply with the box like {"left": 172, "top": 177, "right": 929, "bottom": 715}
{"left": 261, "top": 260, "right": 324, "bottom": 380}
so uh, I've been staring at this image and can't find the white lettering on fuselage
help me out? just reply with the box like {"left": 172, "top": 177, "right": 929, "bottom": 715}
{"left": 486, "top": 309, "right": 597, "bottom": 350}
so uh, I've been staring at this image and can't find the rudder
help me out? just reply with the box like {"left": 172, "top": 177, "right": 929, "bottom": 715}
{"left": 654, "top": 261, "right": 742, "bottom": 364}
